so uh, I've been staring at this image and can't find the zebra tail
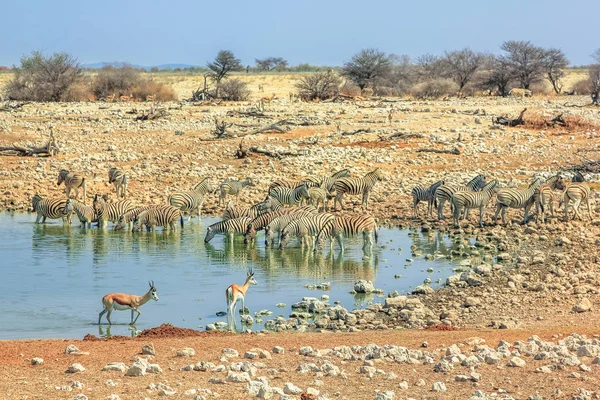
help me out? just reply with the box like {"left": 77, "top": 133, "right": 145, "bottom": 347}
{"left": 374, "top": 224, "right": 379, "bottom": 244}
{"left": 180, "top": 214, "right": 184, "bottom": 228}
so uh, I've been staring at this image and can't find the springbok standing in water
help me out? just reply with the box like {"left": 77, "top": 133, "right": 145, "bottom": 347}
{"left": 225, "top": 270, "right": 257, "bottom": 326}
{"left": 98, "top": 281, "right": 158, "bottom": 325}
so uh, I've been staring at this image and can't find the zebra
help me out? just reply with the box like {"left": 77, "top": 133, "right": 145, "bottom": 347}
{"left": 268, "top": 177, "right": 319, "bottom": 193}
{"left": 307, "top": 187, "right": 329, "bottom": 211}
{"left": 451, "top": 180, "right": 498, "bottom": 228}
{"left": 219, "top": 178, "right": 254, "bottom": 206}
{"left": 63, "top": 198, "right": 97, "bottom": 228}
{"left": 268, "top": 184, "right": 310, "bottom": 207}
{"left": 318, "top": 168, "right": 351, "bottom": 193}
{"left": 333, "top": 168, "right": 383, "bottom": 211}
{"left": 204, "top": 217, "right": 253, "bottom": 244}
{"left": 132, "top": 205, "right": 183, "bottom": 231}
{"left": 315, "top": 214, "right": 378, "bottom": 253}
{"left": 31, "top": 194, "right": 72, "bottom": 225}
{"left": 435, "top": 174, "right": 487, "bottom": 220}
{"left": 264, "top": 209, "right": 318, "bottom": 247}
{"left": 92, "top": 194, "right": 135, "bottom": 228}
{"left": 258, "top": 195, "right": 286, "bottom": 213}
{"left": 108, "top": 167, "right": 128, "bottom": 199}
{"left": 494, "top": 177, "right": 544, "bottom": 225}
{"left": 560, "top": 183, "right": 592, "bottom": 221}
{"left": 57, "top": 169, "right": 87, "bottom": 203}
{"left": 222, "top": 200, "right": 265, "bottom": 220}
{"left": 279, "top": 213, "right": 335, "bottom": 249}
{"left": 168, "top": 178, "right": 215, "bottom": 221}
{"left": 411, "top": 180, "right": 444, "bottom": 218}
{"left": 114, "top": 205, "right": 157, "bottom": 231}
{"left": 244, "top": 209, "right": 290, "bottom": 244}
{"left": 534, "top": 175, "right": 566, "bottom": 223}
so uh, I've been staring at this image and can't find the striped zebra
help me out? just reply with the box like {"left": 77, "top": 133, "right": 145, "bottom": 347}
{"left": 333, "top": 168, "right": 383, "bottom": 211}
{"left": 560, "top": 183, "right": 592, "bottom": 221}
{"left": 114, "top": 205, "right": 157, "bottom": 231}
{"left": 92, "top": 194, "right": 135, "bottom": 228}
{"left": 222, "top": 199, "right": 266, "bottom": 221}
{"left": 219, "top": 178, "right": 254, "bottom": 206}
{"left": 63, "top": 198, "right": 97, "bottom": 228}
{"left": 534, "top": 175, "right": 566, "bottom": 223}
{"left": 411, "top": 180, "right": 444, "bottom": 218}
{"left": 244, "top": 209, "right": 290, "bottom": 244}
{"left": 57, "top": 169, "right": 87, "bottom": 203}
{"left": 132, "top": 205, "right": 183, "bottom": 231}
{"left": 108, "top": 167, "right": 128, "bottom": 199}
{"left": 268, "top": 184, "right": 310, "bottom": 207}
{"left": 258, "top": 196, "right": 286, "bottom": 213}
{"left": 435, "top": 174, "right": 486, "bottom": 220}
{"left": 31, "top": 195, "right": 72, "bottom": 225}
{"left": 315, "top": 214, "right": 378, "bottom": 253}
{"left": 307, "top": 187, "right": 329, "bottom": 211}
{"left": 268, "top": 177, "right": 319, "bottom": 192}
{"left": 451, "top": 180, "right": 498, "bottom": 228}
{"left": 168, "top": 178, "right": 215, "bottom": 221}
{"left": 204, "top": 217, "right": 253, "bottom": 244}
{"left": 279, "top": 213, "right": 335, "bottom": 249}
{"left": 318, "top": 168, "right": 351, "bottom": 193}
{"left": 264, "top": 209, "right": 318, "bottom": 247}
{"left": 494, "top": 177, "right": 544, "bottom": 225}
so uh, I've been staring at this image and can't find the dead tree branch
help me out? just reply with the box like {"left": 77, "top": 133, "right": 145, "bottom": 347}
{"left": 135, "top": 106, "right": 168, "bottom": 121}
{"left": 0, "top": 130, "right": 59, "bottom": 157}
{"left": 416, "top": 147, "right": 461, "bottom": 155}
{"left": 248, "top": 146, "right": 305, "bottom": 159}
{"left": 341, "top": 128, "right": 373, "bottom": 136}
{"left": 212, "top": 119, "right": 233, "bottom": 138}
{"left": 493, "top": 108, "right": 527, "bottom": 127}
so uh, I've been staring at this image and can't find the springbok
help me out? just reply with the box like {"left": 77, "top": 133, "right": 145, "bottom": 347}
{"left": 119, "top": 93, "right": 133, "bottom": 102}
{"left": 225, "top": 270, "right": 257, "bottom": 326}
{"left": 146, "top": 94, "right": 157, "bottom": 102}
{"left": 98, "top": 281, "right": 158, "bottom": 325}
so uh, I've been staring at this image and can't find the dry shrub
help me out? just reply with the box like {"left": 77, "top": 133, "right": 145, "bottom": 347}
{"left": 92, "top": 66, "right": 177, "bottom": 101}
{"left": 340, "top": 81, "right": 361, "bottom": 97}
{"left": 62, "top": 81, "right": 94, "bottom": 102}
{"left": 296, "top": 72, "right": 341, "bottom": 101}
{"left": 529, "top": 81, "right": 552, "bottom": 96}
{"left": 373, "top": 86, "right": 393, "bottom": 96}
{"left": 218, "top": 78, "right": 250, "bottom": 101}
{"left": 410, "top": 78, "right": 458, "bottom": 99}
{"left": 131, "top": 80, "right": 177, "bottom": 101}
{"left": 524, "top": 113, "right": 600, "bottom": 132}
{"left": 571, "top": 79, "right": 591, "bottom": 95}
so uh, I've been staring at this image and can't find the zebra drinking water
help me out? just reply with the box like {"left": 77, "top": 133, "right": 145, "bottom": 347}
{"left": 168, "top": 178, "right": 215, "bottom": 220}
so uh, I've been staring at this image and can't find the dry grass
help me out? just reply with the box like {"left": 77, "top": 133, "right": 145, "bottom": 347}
{"left": 524, "top": 112, "right": 600, "bottom": 132}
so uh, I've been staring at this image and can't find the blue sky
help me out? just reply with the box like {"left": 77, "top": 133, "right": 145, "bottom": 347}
{"left": 1, "top": 0, "right": 597, "bottom": 67}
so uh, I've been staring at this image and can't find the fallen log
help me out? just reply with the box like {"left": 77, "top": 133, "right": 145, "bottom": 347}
{"left": 381, "top": 132, "right": 425, "bottom": 141}
{"left": 248, "top": 146, "right": 304, "bottom": 159}
{"left": 341, "top": 128, "right": 373, "bottom": 136}
{"left": 135, "top": 106, "right": 168, "bottom": 121}
{"left": 0, "top": 130, "right": 59, "bottom": 157}
{"left": 416, "top": 147, "right": 461, "bottom": 155}
{"left": 493, "top": 108, "right": 527, "bottom": 127}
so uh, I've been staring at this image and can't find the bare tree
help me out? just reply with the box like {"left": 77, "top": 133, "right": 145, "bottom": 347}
{"left": 255, "top": 57, "right": 288, "bottom": 71}
{"left": 416, "top": 54, "right": 444, "bottom": 80}
{"left": 441, "top": 48, "right": 486, "bottom": 92}
{"left": 341, "top": 48, "right": 393, "bottom": 90}
{"left": 500, "top": 40, "right": 545, "bottom": 89}
{"left": 4, "top": 51, "right": 82, "bottom": 101}
{"left": 296, "top": 72, "right": 341, "bottom": 101}
{"left": 207, "top": 50, "right": 243, "bottom": 97}
{"left": 541, "top": 48, "right": 569, "bottom": 94}
{"left": 590, "top": 65, "right": 600, "bottom": 105}
{"left": 592, "top": 48, "right": 600, "bottom": 64}
{"left": 478, "top": 55, "right": 512, "bottom": 96}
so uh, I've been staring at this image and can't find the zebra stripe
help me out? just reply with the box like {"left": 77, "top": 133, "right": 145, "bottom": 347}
{"left": 411, "top": 180, "right": 444, "bottom": 218}
{"left": 279, "top": 213, "right": 335, "bottom": 249}
{"left": 451, "top": 180, "right": 498, "bottom": 227}
{"left": 316, "top": 214, "right": 377, "bottom": 253}
{"left": 223, "top": 200, "right": 264, "bottom": 220}
{"left": 244, "top": 205, "right": 318, "bottom": 244}
{"left": 534, "top": 175, "right": 565, "bottom": 223}
{"left": 114, "top": 205, "right": 157, "bottom": 231}
{"left": 219, "top": 178, "right": 253, "bottom": 206}
{"left": 307, "top": 187, "right": 329, "bottom": 211}
{"left": 168, "top": 178, "right": 214, "bottom": 220}
{"left": 108, "top": 168, "right": 128, "bottom": 199}
{"left": 132, "top": 205, "right": 183, "bottom": 231}
{"left": 258, "top": 196, "right": 286, "bottom": 213}
{"left": 561, "top": 183, "right": 592, "bottom": 221}
{"left": 204, "top": 216, "right": 253, "bottom": 243}
{"left": 436, "top": 174, "right": 486, "bottom": 220}
{"left": 494, "top": 177, "right": 544, "bottom": 225}
{"left": 264, "top": 209, "right": 318, "bottom": 246}
{"left": 268, "top": 184, "right": 310, "bottom": 206}
{"left": 57, "top": 169, "right": 87, "bottom": 203}
{"left": 64, "top": 198, "right": 97, "bottom": 228}
{"left": 92, "top": 194, "right": 135, "bottom": 227}
{"left": 333, "top": 168, "right": 383, "bottom": 210}
{"left": 31, "top": 195, "right": 72, "bottom": 224}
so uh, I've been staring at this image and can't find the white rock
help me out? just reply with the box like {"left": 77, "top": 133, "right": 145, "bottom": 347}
{"left": 374, "top": 391, "right": 395, "bottom": 399}
{"left": 66, "top": 363, "right": 86, "bottom": 373}
{"left": 432, "top": 382, "right": 447, "bottom": 392}
{"left": 102, "top": 362, "right": 127, "bottom": 373}
{"left": 573, "top": 298, "right": 592, "bottom": 313}
{"left": 283, "top": 382, "right": 303, "bottom": 395}
{"left": 177, "top": 348, "right": 196, "bottom": 357}
{"left": 125, "top": 362, "right": 146, "bottom": 377}
{"left": 506, "top": 357, "right": 526, "bottom": 368}
{"left": 221, "top": 348, "right": 239, "bottom": 358}
{"left": 272, "top": 346, "right": 285, "bottom": 354}
{"left": 226, "top": 371, "right": 251, "bottom": 383}
{"left": 31, "top": 357, "right": 44, "bottom": 365}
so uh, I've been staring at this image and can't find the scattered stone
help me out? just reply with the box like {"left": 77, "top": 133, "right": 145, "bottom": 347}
{"left": 177, "top": 348, "right": 195, "bottom": 357}
{"left": 506, "top": 357, "right": 526, "bottom": 368}
{"left": 374, "top": 391, "right": 395, "bottom": 399}
{"left": 141, "top": 343, "right": 155, "bottom": 356}
{"left": 125, "top": 362, "right": 146, "bottom": 377}
{"left": 354, "top": 280, "right": 375, "bottom": 293}
{"left": 432, "top": 382, "right": 447, "bottom": 392}
{"left": 31, "top": 357, "right": 44, "bottom": 365}
{"left": 573, "top": 298, "right": 592, "bottom": 313}
{"left": 66, "top": 363, "right": 85, "bottom": 373}
{"left": 283, "top": 382, "right": 303, "bottom": 395}
{"left": 226, "top": 371, "right": 251, "bottom": 383}
{"left": 273, "top": 346, "right": 285, "bottom": 354}
{"left": 102, "top": 362, "right": 127, "bottom": 373}
{"left": 221, "top": 348, "right": 239, "bottom": 358}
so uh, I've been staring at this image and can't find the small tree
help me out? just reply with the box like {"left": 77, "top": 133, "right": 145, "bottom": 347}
{"left": 416, "top": 54, "right": 444, "bottom": 80}
{"left": 479, "top": 55, "right": 512, "bottom": 96}
{"left": 255, "top": 57, "right": 288, "bottom": 71}
{"left": 4, "top": 51, "right": 82, "bottom": 101}
{"left": 590, "top": 65, "right": 600, "bottom": 105}
{"left": 342, "top": 48, "right": 393, "bottom": 90}
{"left": 500, "top": 40, "right": 544, "bottom": 89}
{"left": 441, "top": 48, "right": 486, "bottom": 92}
{"left": 592, "top": 48, "right": 600, "bottom": 64}
{"left": 219, "top": 78, "right": 250, "bottom": 101}
{"left": 296, "top": 72, "right": 341, "bottom": 101}
{"left": 207, "top": 50, "right": 243, "bottom": 97}
{"left": 541, "top": 48, "right": 569, "bottom": 94}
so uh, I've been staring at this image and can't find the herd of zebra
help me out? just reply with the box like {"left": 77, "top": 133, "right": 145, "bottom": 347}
{"left": 30, "top": 167, "right": 384, "bottom": 254}
{"left": 411, "top": 171, "right": 593, "bottom": 227}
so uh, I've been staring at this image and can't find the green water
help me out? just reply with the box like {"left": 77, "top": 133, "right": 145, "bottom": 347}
{"left": 0, "top": 212, "right": 476, "bottom": 339}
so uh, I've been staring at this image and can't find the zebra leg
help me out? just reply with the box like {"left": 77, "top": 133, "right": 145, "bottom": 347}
{"left": 452, "top": 204, "right": 461, "bottom": 227}
{"left": 35, "top": 213, "right": 42, "bottom": 224}
{"left": 336, "top": 233, "right": 345, "bottom": 253}
{"left": 437, "top": 199, "right": 445, "bottom": 220}
{"left": 523, "top": 204, "right": 532, "bottom": 224}
{"left": 479, "top": 206, "right": 485, "bottom": 227}
{"left": 413, "top": 198, "right": 419, "bottom": 218}
{"left": 586, "top": 198, "right": 592, "bottom": 220}
{"left": 334, "top": 193, "right": 344, "bottom": 211}
{"left": 501, "top": 206, "right": 508, "bottom": 225}
{"left": 494, "top": 203, "right": 501, "bottom": 224}
{"left": 564, "top": 199, "right": 570, "bottom": 221}
{"left": 573, "top": 199, "right": 582, "bottom": 220}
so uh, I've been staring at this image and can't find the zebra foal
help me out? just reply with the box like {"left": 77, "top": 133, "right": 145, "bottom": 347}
{"left": 132, "top": 205, "right": 183, "bottom": 231}
{"left": 268, "top": 184, "right": 310, "bottom": 207}
{"left": 278, "top": 213, "right": 335, "bottom": 250}
{"left": 57, "top": 169, "right": 87, "bottom": 203}
{"left": 108, "top": 167, "right": 128, "bottom": 199}
{"left": 219, "top": 178, "right": 254, "bottom": 206}
{"left": 64, "top": 198, "right": 97, "bottom": 228}
{"left": 315, "top": 214, "right": 378, "bottom": 253}
{"left": 534, "top": 175, "right": 566, "bottom": 223}
{"left": 560, "top": 183, "right": 592, "bottom": 221}
{"left": 92, "top": 194, "right": 135, "bottom": 227}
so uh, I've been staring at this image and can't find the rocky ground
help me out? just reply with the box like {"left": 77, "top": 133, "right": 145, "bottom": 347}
{"left": 1, "top": 91, "right": 600, "bottom": 399}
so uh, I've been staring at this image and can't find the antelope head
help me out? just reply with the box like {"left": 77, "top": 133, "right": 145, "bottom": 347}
{"left": 148, "top": 281, "right": 159, "bottom": 301}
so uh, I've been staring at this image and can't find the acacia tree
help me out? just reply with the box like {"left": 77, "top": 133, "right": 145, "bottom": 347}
{"left": 591, "top": 65, "right": 600, "bottom": 105}
{"left": 479, "top": 55, "right": 512, "bottom": 96}
{"left": 416, "top": 54, "right": 444, "bottom": 80}
{"left": 541, "top": 48, "right": 569, "bottom": 94}
{"left": 342, "top": 48, "right": 393, "bottom": 90}
{"left": 4, "top": 51, "right": 82, "bottom": 101}
{"left": 207, "top": 50, "right": 242, "bottom": 97}
{"left": 441, "top": 48, "right": 486, "bottom": 92}
{"left": 255, "top": 57, "right": 288, "bottom": 71}
{"left": 500, "top": 40, "right": 544, "bottom": 89}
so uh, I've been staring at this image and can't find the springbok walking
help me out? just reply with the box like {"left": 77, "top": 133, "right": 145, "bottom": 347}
{"left": 226, "top": 270, "right": 257, "bottom": 326}
{"left": 98, "top": 281, "right": 158, "bottom": 325}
